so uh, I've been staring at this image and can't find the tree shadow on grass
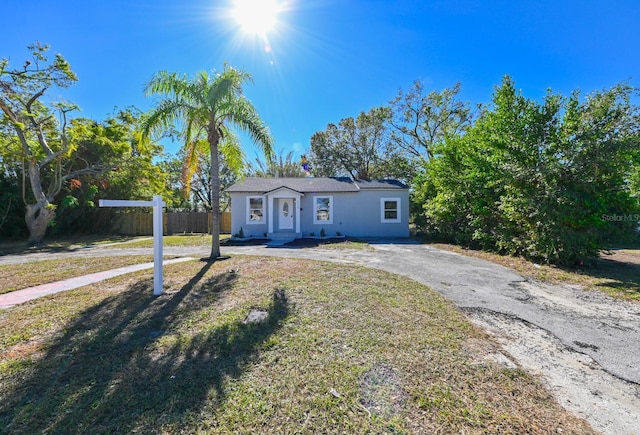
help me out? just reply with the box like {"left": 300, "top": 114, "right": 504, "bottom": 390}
{"left": 577, "top": 256, "right": 640, "bottom": 297}
{"left": 0, "top": 263, "right": 289, "bottom": 433}
{"left": 0, "top": 235, "right": 132, "bottom": 255}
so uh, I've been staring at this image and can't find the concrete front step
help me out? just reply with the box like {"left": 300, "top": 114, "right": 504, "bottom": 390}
{"left": 266, "top": 239, "right": 293, "bottom": 247}
{"left": 268, "top": 232, "right": 299, "bottom": 240}
{"left": 267, "top": 232, "right": 299, "bottom": 247}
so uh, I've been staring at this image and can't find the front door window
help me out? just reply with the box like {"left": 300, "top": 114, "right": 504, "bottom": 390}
{"left": 279, "top": 198, "right": 294, "bottom": 230}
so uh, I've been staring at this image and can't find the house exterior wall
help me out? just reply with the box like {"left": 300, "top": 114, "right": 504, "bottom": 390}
{"left": 230, "top": 194, "right": 269, "bottom": 238}
{"left": 230, "top": 188, "right": 409, "bottom": 238}
{"left": 298, "top": 190, "right": 409, "bottom": 237}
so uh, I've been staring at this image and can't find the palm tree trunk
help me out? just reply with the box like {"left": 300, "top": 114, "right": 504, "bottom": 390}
{"left": 209, "top": 128, "right": 222, "bottom": 259}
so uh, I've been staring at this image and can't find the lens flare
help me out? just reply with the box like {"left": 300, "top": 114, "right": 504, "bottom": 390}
{"left": 232, "top": 0, "right": 281, "bottom": 36}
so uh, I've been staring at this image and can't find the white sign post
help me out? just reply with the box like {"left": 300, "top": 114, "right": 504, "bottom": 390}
{"left": 99, "top": 195, "right": 165, "bottom": 296}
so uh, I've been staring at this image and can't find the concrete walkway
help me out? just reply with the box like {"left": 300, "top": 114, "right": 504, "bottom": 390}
{"left": 0, "top": 257, "right": 195, "bottom": 309}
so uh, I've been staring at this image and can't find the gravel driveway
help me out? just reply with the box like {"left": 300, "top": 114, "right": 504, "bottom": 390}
{"left": 2, "top": 240, "right": 639, "bottom": 434}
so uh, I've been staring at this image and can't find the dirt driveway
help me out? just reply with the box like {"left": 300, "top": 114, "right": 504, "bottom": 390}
{"left": 2, "top": 240, "right": 639, "bottom": 434}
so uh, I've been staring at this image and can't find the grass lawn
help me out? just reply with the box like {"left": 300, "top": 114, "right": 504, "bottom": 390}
{"left": 0, "top": 256, "right": 156, "bottom": 295}
{"left": 0, "top": 256, "right": 594, "bottom": 433}
{"left": 0, "top": 235, "right": 360, "bottom": 296}
{"left": 432, "top": 243, "right": 640, "bottom": 302}
{"left": 119, "top": 234, "right": 229, "bottom": 248}
{"left": 291, "top": 239, "right": 373, "bottom": 251}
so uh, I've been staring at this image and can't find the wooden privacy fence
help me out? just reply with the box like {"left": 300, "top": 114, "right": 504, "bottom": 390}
{"left": 112, "top": 212, "right": 231, "bottom": 235}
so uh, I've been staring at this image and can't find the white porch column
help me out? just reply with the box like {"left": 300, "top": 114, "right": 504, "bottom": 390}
{"left": 295, "top": 197, "right": 301, "bottom": 233}
{"left": 268, "top": 195, "right": 274, "bottom": 234}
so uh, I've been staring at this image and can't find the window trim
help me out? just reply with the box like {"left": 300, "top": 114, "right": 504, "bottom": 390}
{"left": 246, "top": 195, "right": 265, "bottom": 225}
{"left": 380, "top": 197, "right": 401, "bottom": 223}
{"left": 313, "top": 195, "right": 333, "bottom": 224}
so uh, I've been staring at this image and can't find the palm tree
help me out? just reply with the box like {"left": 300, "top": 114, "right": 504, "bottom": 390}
{"left": 249, "top": 150, "right": 307, "bottom": 178}
{"left": 142, "top": 65, "right": 273, "bottom": 259}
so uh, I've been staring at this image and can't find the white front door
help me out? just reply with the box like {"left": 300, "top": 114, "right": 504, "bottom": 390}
{"left": 279, "top": 198, "right": 294, "bottom": 230}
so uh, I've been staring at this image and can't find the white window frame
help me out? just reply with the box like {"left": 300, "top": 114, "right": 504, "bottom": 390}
{"left": 246, "top": 195, "right": 265, "bottom": 224}
{"left": 313, "top": 196, "right": 333, "bottom": 224}
{"left": 380, "top": 197, "right": 401, "bottom": 223}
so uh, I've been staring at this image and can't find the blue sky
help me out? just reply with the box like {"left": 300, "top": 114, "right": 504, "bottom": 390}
{"left": 3, "top": 0, "right": 639, "bottom": 161}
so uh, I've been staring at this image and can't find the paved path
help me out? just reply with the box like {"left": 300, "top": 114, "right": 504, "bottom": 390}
{"left": 1, "top": 240, "right": 639, "bottom": 433}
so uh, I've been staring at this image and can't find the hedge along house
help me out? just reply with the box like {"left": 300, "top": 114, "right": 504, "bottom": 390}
{"left": 226, "top": 177, "right": 410, "bottom": 242}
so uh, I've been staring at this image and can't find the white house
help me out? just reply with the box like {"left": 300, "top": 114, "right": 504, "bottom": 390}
{"left": 226, "top": 177, "right": 410, "bottom": 241}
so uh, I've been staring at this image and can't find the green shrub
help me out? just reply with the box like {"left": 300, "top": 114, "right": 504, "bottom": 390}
{"left": 415, "top": 77, "right": 640, "bottom": 266}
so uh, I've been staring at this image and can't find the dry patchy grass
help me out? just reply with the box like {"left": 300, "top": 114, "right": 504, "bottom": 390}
{"left": 312, "top": 239, "right": 374, "bottom": 251}
{"left": 282, "top": 238, "right": 372, "bottom": 250}
{"left": 0, "top": 256, "right": 594, "bottom": 434}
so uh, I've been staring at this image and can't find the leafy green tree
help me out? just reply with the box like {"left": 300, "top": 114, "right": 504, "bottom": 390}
{"left": 51, "top": 109, "right": 170, "bottom": 235}
{"left": 142, "top": 65, "right": 273, "bottom": 259}
{"left": 0, "top": 119, "right": 27, "bottom": 238}
{"left": 389, "top": 81, "right": 473, "bottom": 160}
{"left": 248, "top": 150, "right": 306, "bottom": 178}
{"left": 0, "top": 167, "right": 26, "bottom": 239}
{"left": 0, "top": 43, "right": 110, "bottom": 243}
{"left": 157, "top": 153, "right": 193, "bottom": 211}
{"left": 309, "top": 106, "right": 408, "bottom": 181}
{"left": 419, "top": 76, "right": 640, "bottom": 265}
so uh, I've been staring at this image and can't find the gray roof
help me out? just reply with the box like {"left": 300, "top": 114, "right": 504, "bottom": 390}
{"left": 354, "top": 179, "right": 408, "bottom": 190}
{"left": 226, "top": 177, "right": 407, "bottom": 193}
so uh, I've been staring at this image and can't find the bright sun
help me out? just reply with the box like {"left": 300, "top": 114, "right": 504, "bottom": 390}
{"left": 232, "top": 0, "right": 281, "bottom": 36}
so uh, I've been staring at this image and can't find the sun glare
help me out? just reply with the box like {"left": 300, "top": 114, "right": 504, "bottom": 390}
{"left": 232, "top": 0, "right": 281, "bottom": 36}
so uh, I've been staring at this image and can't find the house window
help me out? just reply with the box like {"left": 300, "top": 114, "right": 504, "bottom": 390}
{"left": 247, "top": 196, "right": 264, "bottom": 224}
{"left": 313, "top": 196, "right": 333, "bottom": 224}
{"left": 381, "top": 198, "right": 401, "bottom": 223}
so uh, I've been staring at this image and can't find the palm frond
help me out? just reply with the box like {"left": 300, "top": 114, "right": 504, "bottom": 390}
{"left": 223, "top": 97, "right": 274, "bottom": 162}
{"left": 219, "top": 130, "right": 245, "bottom": 177}
{"left": 141, "top": 99, "right": 192, "bottom": 139}
{"left": 181, "top": 140, "right": 198, "bottom": 195}
{"left": 145, "top": 71, "right": 192, "bottom": 99}
{"left": 180, "top": 117, "right": 209, "bottom": 194}
{"left": 206, "top": 66, "right": 253, "bottom": 112}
